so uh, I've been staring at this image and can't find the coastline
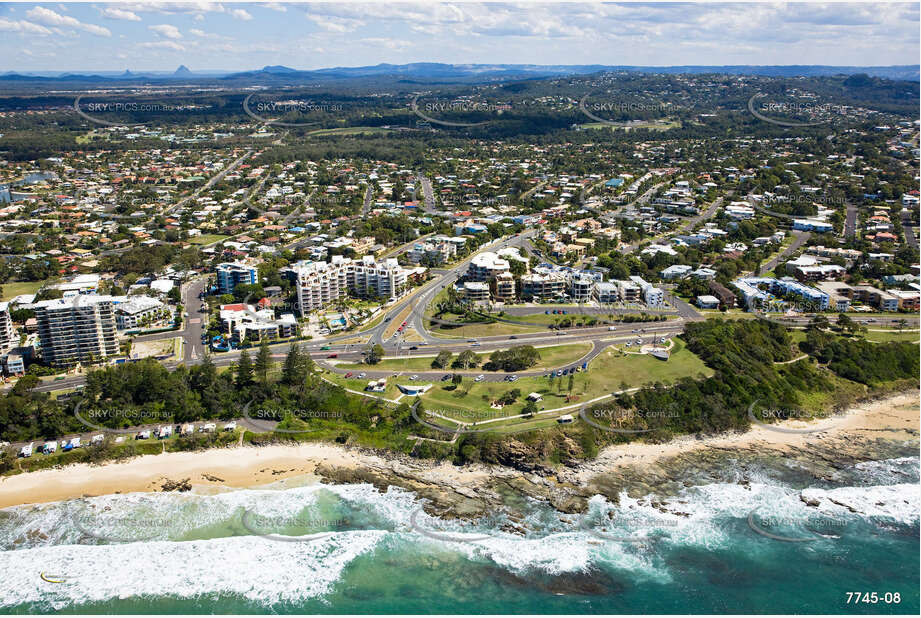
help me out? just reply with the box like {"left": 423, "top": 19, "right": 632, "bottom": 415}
{"left": 1, "top": 390, "right": 917, "bottom": 512}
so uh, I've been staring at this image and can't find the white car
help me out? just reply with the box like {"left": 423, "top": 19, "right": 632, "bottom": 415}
{"left": 357, "top": 373, "right": 366, "bottom": 379}
{"left": 409, "top": 375, "right": 419, "bottom": 381}
{"left": 223, "top": 421, "right": 237, "bottom": 432}
{"left": 475, "top": 375, "right": 485, "bottom": 382}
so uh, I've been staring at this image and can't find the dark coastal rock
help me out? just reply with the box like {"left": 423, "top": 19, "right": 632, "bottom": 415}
{"left": 160, "top": 478, "right": 192, "bottom": 492}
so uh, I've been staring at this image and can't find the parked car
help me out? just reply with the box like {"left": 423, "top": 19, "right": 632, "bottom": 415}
{"left": 136, "top": 430, "right": 151, "bottom": 440}
{"left": 441, "top": 374, "right": 451, "bottom": 381}
{"left": 357, "top": 373, "right": 366, "bottom": 379}
{"left": 19, "top": 442, "right": 34, "bottom": 458}
{"left": 327, "top": 353, "right": 338, "bottom": 358}
{"left": 345, "top": 372, "right": 354, "bottom": 378}
{"left": 223, "top": 421, "right": 237, "bottom": 432}
{"left": 409, "top": 375, "right": 419, "bottom": 380}
{"left": 475, "top": 375, "right": 485, "bottom": 382}
{"left": 42, "top": 441, "right": 57, "bottom": 455}
{"left": 91, "top": 434, "right": 105, "bottom": 445}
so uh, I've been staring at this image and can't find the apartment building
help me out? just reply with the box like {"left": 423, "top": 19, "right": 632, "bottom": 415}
{"left": 114, "top": 296, "right": 166, "bottom": 330}
{"left": 494, "top": 272, "right": 517, "bottom": 302}
{"left": 852, "top": 285, "right": 900, "bottom": 312}
{"left": 629, "top": 275, "right": 664, "bottom": 306}
{"left": 291, "top": 259, "right": 349, "bottom": 315}
{"left": 733, "top": 277, "right": 830, "bottom": 310}
{"left": 569, "top": 274, "right": 596, "bottom": 303}
{"left": 594, "top": 282, "right": 619, "bottom": 303}
{"left": 520, "top": 272, "right": 566, "bottom": 301}
{"left": 815, "top": 282, "right": 852, "bottom": 312}
{"left": 219, "top": 303, "right": 298, "bottom": 342}
{"left": 290, "top": 255, "right": 408, "bottom": 316}
{"left": 617, "top": 280, "right": 642, "bottom": 303}
{"left": 33, "top": 295, "right": 119, "bottom": 366}
{"left": 216, "top": 261, "right": 258, "bottom": 295}
{"left": 708, "top": 281, "right": 737, "bottom": 309}
{"left": 348, "top": 255, "right": 407, "bottom": 301}
{"left": 0, "top": 302, "right": 15, "bottom": 353}
{"left": 467, "top": 252, "right": 510, "bottom": 282}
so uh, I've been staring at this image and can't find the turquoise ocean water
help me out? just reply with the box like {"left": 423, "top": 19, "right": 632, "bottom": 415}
{"left": 0, "top": 455, "right": 917, "bottom": 614}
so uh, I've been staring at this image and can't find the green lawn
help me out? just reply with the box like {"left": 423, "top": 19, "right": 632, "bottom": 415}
{"left": 337, "top": 343, "right": 593, "bottom": 373}
{"left": 863, "top": 330, "right": 920, "bottom": 343}
{"left": 418, "top": 339, "right": 712, "bottom": 418}
{"left": 1, "top": 280, "right": 44, "bottom": 300}
{"left": 186, "top": 234, "right": 229, "bottom": 245}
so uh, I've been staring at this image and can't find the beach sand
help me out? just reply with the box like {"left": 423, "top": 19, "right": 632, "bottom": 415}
{"left": 1, "top": 391, "right": 917, "bottom": 510}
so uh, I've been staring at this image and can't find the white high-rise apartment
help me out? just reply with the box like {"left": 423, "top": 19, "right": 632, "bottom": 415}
{"left": 34, "top": 295, "right": 119, "bottom": 366}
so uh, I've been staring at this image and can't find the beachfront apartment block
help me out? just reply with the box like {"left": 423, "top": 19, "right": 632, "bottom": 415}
{"left": 113, "top": 296, "right": 167, "bottom": 331}
{"left": 569, "top": 274, "right": 596, "bottom": 303}
{"left": 33, "top": 294, "right": 119, "bottom": 366}
{"left": 467, "top": 252, "right": 511, "bottom": 282}
{"left": 348, "top": 255, "right": 408, "bottom": 301}
{"left": 629, "top": 276, "right": 665, "bottom": 306}
{"left": 216, "top": 261, "right": 258, "bottom": 295}
{"left": 0, "top": 302, "right": 15, "bottom": 353}
{"left": 291, "top": 255, "right": 408, "bottom": 316}
{"left": 732, "top": 277, "right": 830, "bottom": 310}
{"left": 291, "top": 259, "right": 350, "bottom": 315}
{"left": 520, "top": 272, "right": 567, "bottom": 301}
{"left": 219, "top": 303, "right": 298, "bottom": 342}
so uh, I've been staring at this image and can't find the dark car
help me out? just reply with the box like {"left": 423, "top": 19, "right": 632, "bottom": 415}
{"left": 409, "top": 346, "right": 418, "bottom": 350}
{"left": 441, "top": 374, "right": 451, "bottom": 381}
{"left": 509, "top": 336, "right": 517, "bottom": 340}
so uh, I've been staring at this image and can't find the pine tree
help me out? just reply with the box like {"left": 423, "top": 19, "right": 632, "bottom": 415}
{"left": 255, "top": 339, "right": 272, "bottom": 385}
{"left": 236, "top": 349, "right": 253, "bottom": 389}
{"left": 282, "top": 343, "right": 301, "bottom": 386}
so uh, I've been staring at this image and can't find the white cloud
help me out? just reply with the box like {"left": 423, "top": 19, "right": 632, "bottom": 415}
{"left": 140, "top": 40, "right": 185, "bottom": 51}
{"left": 307, "top": 15, "right": 364, "bottom": 33}
{"left": 101, "top": 7, "right": 141, "bottom": 22}
{"left": 0, "top": 17, "right": 52, "bottom": 36}
{"left": 149, "top": 24, "right": 182, "bottom": 40}
{"left": 230, "top": 9, "right": 253, "bottom": 21}
{"left": 26, "top": 6, "right": 111, "bottom": 36}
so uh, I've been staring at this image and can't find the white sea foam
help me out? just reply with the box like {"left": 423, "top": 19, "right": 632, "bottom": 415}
{"left": 0, "top": 531, "right": 384, "bottom": 610}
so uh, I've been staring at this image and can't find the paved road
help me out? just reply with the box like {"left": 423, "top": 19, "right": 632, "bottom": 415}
{"left": 161, "top": 149, "right": 253, "bottom": 220}
{"left": 844, "top": 202, "right": 858, "bottom": 238}
{"left": 416, "top": 174, "right": 436, "bottom": 213}
{"left": 759, "top": 230, "right": 810, "bottom": 275}
{"left": 360, "top": 184, "right": 373, "bottom": 216}
{"left": 902, "top": 211, "right": 918, "bottom": 250}
{"left": 618, "top": 190, "right": 726, "bottom": 254}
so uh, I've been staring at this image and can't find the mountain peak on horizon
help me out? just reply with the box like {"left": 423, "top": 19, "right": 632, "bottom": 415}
{"left": 262, "top": 65, "right": 297, "bottom": 74}
{"left": 174, "top": 65, "right": 191, "bottom": 75}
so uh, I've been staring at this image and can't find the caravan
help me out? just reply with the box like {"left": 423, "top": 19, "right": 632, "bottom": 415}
{"left": 62, "top": 437, "right": 81, "bottom": 451}
{"left": 19, "top": 442, "right": 34, "bottom": 458}
{"left": 42, "top": 441, "right": 58, "bottom": 455}
{"left": 157, "top": 425, "right": 172, "bottom": 439}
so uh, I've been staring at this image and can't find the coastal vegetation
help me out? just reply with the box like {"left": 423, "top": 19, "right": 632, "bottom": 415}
{"left": 1, "top": 319, "right": 917, "bottom": 475}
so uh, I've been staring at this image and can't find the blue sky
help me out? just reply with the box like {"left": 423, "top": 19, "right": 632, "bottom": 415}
{"left": 0, "top": 2, "right": 917, "bottom": 72}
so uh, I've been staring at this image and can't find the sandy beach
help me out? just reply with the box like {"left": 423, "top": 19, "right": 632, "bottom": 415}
{"left": 1, "top": 390, "right": 917, "bottom": 510}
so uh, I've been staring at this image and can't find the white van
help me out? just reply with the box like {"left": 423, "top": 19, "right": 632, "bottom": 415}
{"left": 557, "top": 414, "right": 574, "bottom": 424}
{"left": 42, "top": 441, "right": 58, "bottom": 454}
{"left": 19, "top": 442, "right": 34, "bottom": 458}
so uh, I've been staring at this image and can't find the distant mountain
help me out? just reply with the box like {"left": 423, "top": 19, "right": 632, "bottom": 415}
{"left": 261, "top": 65, "right": 298, "bottom": 74}
{"left": 0, "top": 62, "right": 917, "bottom": 84}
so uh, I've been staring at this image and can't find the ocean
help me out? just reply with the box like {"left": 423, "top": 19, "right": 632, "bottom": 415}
{"left": 0, "top": 455, "right": 917, "bottom": 614}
